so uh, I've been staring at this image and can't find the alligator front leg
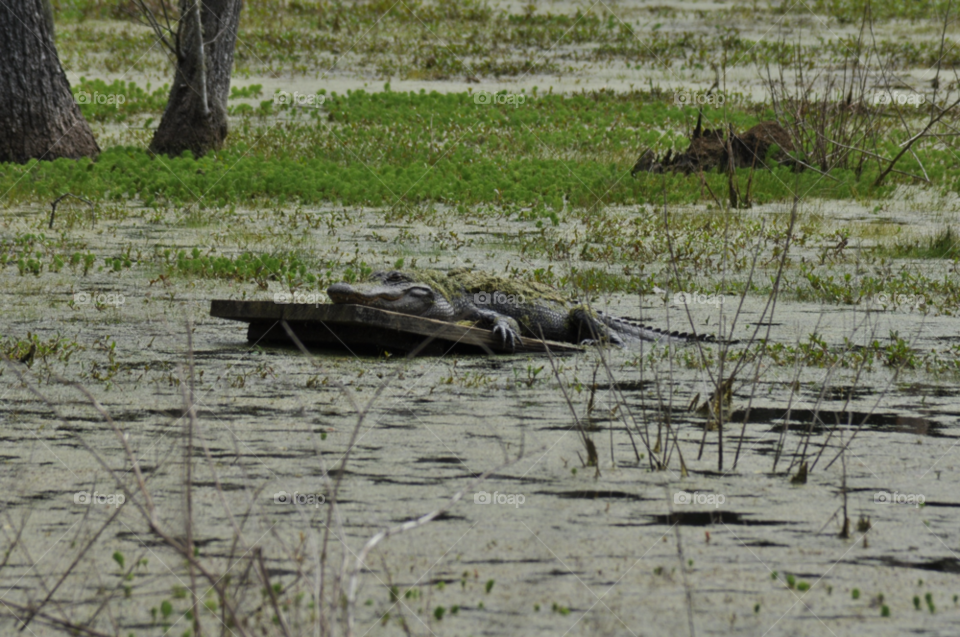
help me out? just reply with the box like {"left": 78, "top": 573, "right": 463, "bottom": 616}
{"left": 474, "top": 309, "right": 522, "bottom": 350}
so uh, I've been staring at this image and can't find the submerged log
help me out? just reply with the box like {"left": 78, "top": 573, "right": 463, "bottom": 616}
{"left": 210, "top": 301, "right": 584, "bottom": 355}
{"left": 632, "top": 116, "right": 797, "bottom": 176}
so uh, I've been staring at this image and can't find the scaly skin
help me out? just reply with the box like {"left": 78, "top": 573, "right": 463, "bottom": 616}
{"left": 326, "top": 269, "right": 721, "bottom": 349}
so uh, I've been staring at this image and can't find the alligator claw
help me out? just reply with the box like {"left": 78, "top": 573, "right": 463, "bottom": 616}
{"left": 578, "top": 328, "right": 627, "bottom": 348}
{"left": 492, "top": 324, "right": 518, "bottom": 351}
{"left": 578, "top": 337, "right": 625, "bottom": 348}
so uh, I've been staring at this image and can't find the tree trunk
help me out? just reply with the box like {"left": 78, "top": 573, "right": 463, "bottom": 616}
{"left": 149, "top": 0, "right": 242, "bottom": 158}
{"left": 0, "top": 0, "right": 100, "bottom": 164}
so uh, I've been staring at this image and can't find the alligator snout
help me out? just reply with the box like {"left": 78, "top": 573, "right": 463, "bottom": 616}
{"left": 326, "top": 282, "right": 410, "bottom": 304}
{"left": 325, "top": 282, "right": 357, "bottom": 304}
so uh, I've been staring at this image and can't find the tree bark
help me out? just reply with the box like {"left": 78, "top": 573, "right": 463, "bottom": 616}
{"left": 0, "top": 0, "right": 100, "bottom": 164}
{"left": 149, "top": 0, "right": 242, "bottom": 158}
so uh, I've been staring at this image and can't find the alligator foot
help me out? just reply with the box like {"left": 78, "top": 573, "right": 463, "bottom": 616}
{"left": 492, "top": 322, "right": 519, "bottom": 351}
{"left": 579, "top": 333, "right": 626, "bottom": 348}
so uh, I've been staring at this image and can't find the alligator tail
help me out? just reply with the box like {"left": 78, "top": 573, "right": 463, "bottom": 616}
{"left": 597, "top": 312, "right": 735, "bottom": 344}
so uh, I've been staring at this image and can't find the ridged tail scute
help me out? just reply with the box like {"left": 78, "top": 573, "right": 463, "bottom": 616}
{"left": 597, "top": 312, "right": 732, "bottom": 344}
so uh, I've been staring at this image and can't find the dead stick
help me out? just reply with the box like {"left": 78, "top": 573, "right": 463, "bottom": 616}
{"left": 49, "top": 193, "right": 94, "bottom": 229}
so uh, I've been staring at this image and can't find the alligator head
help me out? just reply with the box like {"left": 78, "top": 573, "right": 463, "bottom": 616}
{"left": 326, "top": 270, "right": 447, "bottom": 316}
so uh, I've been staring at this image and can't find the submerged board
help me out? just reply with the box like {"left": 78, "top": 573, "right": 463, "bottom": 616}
{"left": 210, "top": 301, "right": 584, "bottom": 355}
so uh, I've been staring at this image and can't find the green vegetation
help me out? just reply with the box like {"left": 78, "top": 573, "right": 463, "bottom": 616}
{"left": 805, "top": 0, "right": 955, "bottom": 22}
{"left": 72, "top": 77, "right": 169, "bottom": 123}
{"left": 0, "top": 333, "right": 85, "bottom": 366}
{"left": 51, "top": 0, "right": 960, "bottom": 79}
{"left": 8, "top": 85, "right": 955, "bottom": 210}
{"left": 889, "top": 227, "right": 960, "bottom": 260}
{"left": 162, "top": 249, "right": 331, "bottom": 290}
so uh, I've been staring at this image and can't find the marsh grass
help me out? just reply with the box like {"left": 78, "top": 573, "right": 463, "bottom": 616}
{"left": 764, "top": 0, "right": 960, "bottom": 187}
{"left": 889, "top": 226, "right": 960, "bottom": 259}
{"left": 4, "top": 83, "right": 956, "bottom": 210}
{"left": 804, "top": 0, "right": 956, "bottom": 23}
{"left": 53, "top": 0, "right": 960, "bottom": 79}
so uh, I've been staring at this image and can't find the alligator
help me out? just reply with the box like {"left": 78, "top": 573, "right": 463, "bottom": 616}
{"left": 326, "top": 269, "right": 721, "bottom": 350}
{"left": 632, "top": 115, "right": 797, "bottom": 176}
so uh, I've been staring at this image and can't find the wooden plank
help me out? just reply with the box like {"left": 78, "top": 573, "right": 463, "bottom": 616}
{"left": 210, "top": 300, "right": 583, "bottom": 354}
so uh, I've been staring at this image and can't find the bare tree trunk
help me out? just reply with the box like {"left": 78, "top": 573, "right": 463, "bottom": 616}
{"left": 149, "top": 0, "right": 242, "bottom": 158}
{"left": 0, "top": 0, "right": 99, "bottom": 163}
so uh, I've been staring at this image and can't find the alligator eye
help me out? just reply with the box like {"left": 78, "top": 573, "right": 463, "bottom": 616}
{"left": 407, "top": 286, "right": 432, "bottom": 297}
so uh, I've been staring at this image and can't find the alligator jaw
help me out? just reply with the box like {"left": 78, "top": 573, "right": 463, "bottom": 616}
{"left": 325, "top": 280, "right": 444, "bottom": 319}
{"left": 326, "top": 283, "right": 406, "bottom": 305}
